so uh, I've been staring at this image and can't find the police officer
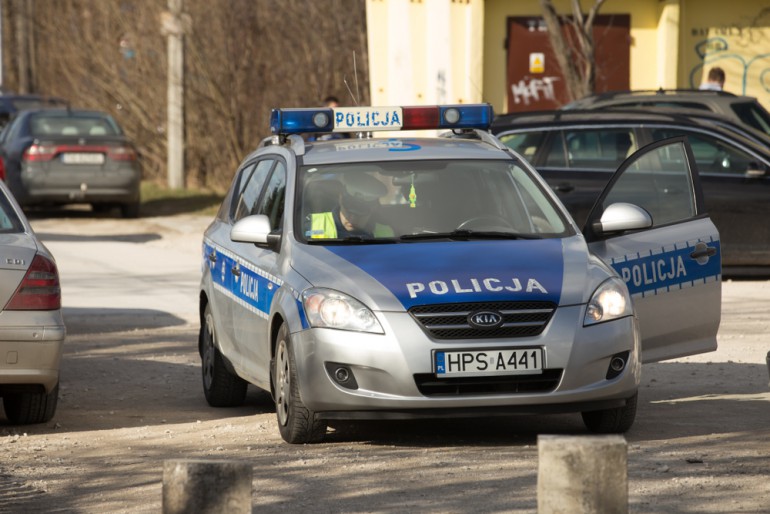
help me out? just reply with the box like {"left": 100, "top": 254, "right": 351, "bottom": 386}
{"left": 310, "top": 173, "right": 393, "bottom": 239}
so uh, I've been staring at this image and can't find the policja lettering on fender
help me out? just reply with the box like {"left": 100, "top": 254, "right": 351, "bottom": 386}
{"left": 406, "top": 277, "right": 548, "bottom": 299}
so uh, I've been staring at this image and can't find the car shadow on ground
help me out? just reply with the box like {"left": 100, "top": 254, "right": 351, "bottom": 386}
{"left": 63, "top": 307, "right": 188, "bottom": 333}
{"left": 20, "top": 191, "right": 222, "bottom": 220}
{"left": 0, "top": 327, "right": 273, "bottom": 432}
{"left": 328, "top": 360, "right": 770, "bottom": 446}
{"left": 35, "top": 232, "right": 162, "bottom": 243}
{"left": 2, "top": 319, "right": 767, "bottom": 445}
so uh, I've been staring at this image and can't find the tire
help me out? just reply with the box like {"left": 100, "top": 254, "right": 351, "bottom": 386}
{"left": 581, "top": 392, "right": 638, "bottom": 434}
{"left": 273, "top": 323, "right": 326, "bottom": 444}
{"left": 3, "top": 383, "right": 59, "bottom": 424}
{"left": 91, "top": 203, "right": 114, "bottom": 215}
{"left": 201, "top": 304, "right": 248, "bottom": 407}
{"left": 120, "top": 201, "right": 140, "bottom": 219}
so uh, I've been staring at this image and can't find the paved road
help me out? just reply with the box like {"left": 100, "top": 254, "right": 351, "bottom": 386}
{"left": 0, "top": 212, "right": 767, "bottom": 513}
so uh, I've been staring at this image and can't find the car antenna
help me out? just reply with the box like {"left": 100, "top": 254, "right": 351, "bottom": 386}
{"left": 343, "top": 51, "right": 371, "bottom": 139}
{"left": 343, "top": 51, "right": 361, "bottom": 107}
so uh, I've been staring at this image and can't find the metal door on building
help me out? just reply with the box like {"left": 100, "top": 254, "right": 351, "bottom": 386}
{"left": 506, "top": 15, "right": 630, "bottom": 112}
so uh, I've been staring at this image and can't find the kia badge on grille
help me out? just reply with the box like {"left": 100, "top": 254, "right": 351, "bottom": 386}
{"left": 468, "top": 311, "right": 503, "bottom": 329}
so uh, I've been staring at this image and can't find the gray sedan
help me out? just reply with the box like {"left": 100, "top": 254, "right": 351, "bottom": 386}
{"left": 0, "top": 108, "right": 142, "bottom": 218}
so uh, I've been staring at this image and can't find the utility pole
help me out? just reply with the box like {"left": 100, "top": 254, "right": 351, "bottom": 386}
{"left": 162, "top": 0, "right": 186, "bottom": 189}
{"left": 15, "top": 0, "right": 30, "bottom": 93}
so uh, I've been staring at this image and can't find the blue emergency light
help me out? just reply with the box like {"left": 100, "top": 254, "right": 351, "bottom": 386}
{"left": 270, "top": 104, "right": 493, "bottom": 135}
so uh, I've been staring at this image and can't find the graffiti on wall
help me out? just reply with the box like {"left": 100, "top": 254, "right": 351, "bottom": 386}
{"left": 511, "top": 76, "right": 559, "bottom": 106}
{"left": 688, "top": 9, "right": 770, "bottom": 94}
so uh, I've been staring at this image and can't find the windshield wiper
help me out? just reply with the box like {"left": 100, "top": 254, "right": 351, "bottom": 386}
{"left": 306, "top": 236, "right": 398, "bottom": 245}
{"left": 399, "top": 230, "right": 540, "bottom": 241}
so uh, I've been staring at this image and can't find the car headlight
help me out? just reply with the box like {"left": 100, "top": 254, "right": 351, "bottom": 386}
{"left": 584, "top": 277, "right": 633, "bottom": 326}
{"left": 302, "top": 288, "right": 384, "bottom": 333}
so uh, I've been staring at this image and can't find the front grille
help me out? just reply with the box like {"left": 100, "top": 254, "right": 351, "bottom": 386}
{"left": 414, "top": 369, "right": 563, "bottom": 396}
{"left": 409, "top": 301, "right": 556, "bottom": 339}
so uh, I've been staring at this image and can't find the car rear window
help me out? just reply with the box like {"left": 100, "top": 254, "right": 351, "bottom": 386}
{"left": 0, "top": 190, "right": 23, "bottom": 233}
{"left": 730, "top": 101, "right": 770, "bottom": 138}
{"left": 30, "top": 114, "right": 121, "bottom": 137}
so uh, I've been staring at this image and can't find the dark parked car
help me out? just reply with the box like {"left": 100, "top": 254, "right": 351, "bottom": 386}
{"left": 562, "top": 89, "right": 770, "bottom": 141}
{"left": 491, "top": 109, "right": 770, "bottom": 273}
{"left": 0, "top": 108, "right": 141, "bottom": 218}
{"left": 0, "top": 93, "right": 69, "bottom": 129}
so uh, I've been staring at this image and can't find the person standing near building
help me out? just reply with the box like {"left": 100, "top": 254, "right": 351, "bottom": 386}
{"left": 699, "top": 66, "right": 726, "bottom": 91}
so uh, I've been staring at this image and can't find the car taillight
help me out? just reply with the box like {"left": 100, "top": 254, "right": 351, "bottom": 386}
{"left": 0, "top": 156, "right": 5, "bottom": 180}
{"left": 5, "top": 254, "right": 61, "bottom": 310}
{"left": 22, "top": 144, "right": 58, "bottom": 162}
{"left": 108, "top": 145, "right": 137, "bottom": 161}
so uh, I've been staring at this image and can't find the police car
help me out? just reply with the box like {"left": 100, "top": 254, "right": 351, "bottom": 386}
{"left": 199, "top": 104, "right": 721, "bottom": 444}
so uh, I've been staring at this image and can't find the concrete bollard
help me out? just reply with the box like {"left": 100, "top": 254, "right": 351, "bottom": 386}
{"left": 537, "top": 435, "right": 627, "bottom": 514}
{"left": 163, "top": 459, "right": 252, "bottom": 514}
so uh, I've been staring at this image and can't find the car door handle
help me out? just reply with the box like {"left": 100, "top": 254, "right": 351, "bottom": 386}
{"left": 690, "top": 246, "right": 717, "bottom": 259}
{"left": 207, "top": 250, "right": 217, "bottom": 263}
{"left": 231, "top": 265, "right": 241, "bottom": 277}
{"left": 553, "top": 183, "right": 574, "bottom": 193}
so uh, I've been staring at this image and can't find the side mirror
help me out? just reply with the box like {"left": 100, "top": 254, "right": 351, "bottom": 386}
{"left": 230, "top": 214, "right": 281, "bottom": 250}
{"left": 592, "top": 202, "right": 652, "bottom": 236}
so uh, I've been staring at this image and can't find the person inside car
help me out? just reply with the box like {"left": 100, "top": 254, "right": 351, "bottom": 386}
{"left": 308, "top": 173, "right": 393, "bottom": 239}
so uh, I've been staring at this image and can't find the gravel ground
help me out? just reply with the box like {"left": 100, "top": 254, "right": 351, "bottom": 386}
{"left": 1, "top": 214, "right": 768, "bottom": 513}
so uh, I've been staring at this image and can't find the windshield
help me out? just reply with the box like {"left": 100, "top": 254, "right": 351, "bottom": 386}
{"left": 296, "top": 159, "right": 572, "bottom": 243}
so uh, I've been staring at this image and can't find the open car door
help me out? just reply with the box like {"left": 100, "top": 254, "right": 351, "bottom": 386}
{"left": 584, "top": 136, "right": 721, "bottom": 363}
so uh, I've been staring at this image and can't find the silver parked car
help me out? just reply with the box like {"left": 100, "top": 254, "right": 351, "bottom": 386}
{"left": 199, "top": 104, "right": 721, "bottom": 443}
{"left": 0, "top": 179, "right": 65, "bottom": 424}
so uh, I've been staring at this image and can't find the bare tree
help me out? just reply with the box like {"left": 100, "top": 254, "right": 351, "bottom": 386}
{"left": 539, "top": 0, "right": 605, "bottom": 101}
{"left": 6, "top": 0, "right": 369, "bottom": 190}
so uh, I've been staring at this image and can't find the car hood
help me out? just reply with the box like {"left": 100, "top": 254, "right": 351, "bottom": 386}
{"left": 291, "top": 237, "right": 599, "bottom": 311}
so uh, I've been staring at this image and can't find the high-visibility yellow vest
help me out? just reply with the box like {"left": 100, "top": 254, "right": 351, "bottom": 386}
{"left": 310, "top": 212, "right": 393, "bottom": 238}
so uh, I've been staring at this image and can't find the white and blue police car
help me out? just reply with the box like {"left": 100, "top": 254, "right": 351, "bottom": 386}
{"left": 199, "top": 104, "right": 722, "bottom": 443}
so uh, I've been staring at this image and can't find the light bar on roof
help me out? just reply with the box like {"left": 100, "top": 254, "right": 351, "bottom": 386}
{"left": 269, "top": 104, "right": 493, "bottom": 135}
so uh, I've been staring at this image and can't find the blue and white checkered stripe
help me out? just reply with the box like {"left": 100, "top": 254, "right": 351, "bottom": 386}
{"left": 609, "top": 237, "right": 721, "bottom": 298}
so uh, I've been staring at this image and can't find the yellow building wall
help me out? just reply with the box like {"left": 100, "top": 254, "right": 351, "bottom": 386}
{"left": 483, "top": 0, "right": 769, "bottom": 113}
{"left": 366, "top": 1, "right": 769, "bottom": 114}
{"left": 679, "top": 0, "right": 770, "bottom": 104}
{"left": 366, "top": 0, "right": 485, "bottom": 107}
{"left": 484, "top": 0, "right": 665, "bottom": 113}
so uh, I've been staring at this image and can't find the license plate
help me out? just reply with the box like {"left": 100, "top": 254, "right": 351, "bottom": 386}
{"left": 435, "top": 348, "right": 544, "bottom": 377}
{"left": 61, "top": 153, "right": 105, "bottom": 165}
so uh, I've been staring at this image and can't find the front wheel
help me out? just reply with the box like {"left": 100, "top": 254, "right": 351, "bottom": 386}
{"left": 273, "top": 323, "right": 326, "bottom": 444}
{"left": 3, "top": 383, "right": 59, "bottom": 424}
{"left": 581, "top": 393, "right": 638, "bottom": 433}
{"left": 201, "top": 303, "right": 248, "bottom": 407}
